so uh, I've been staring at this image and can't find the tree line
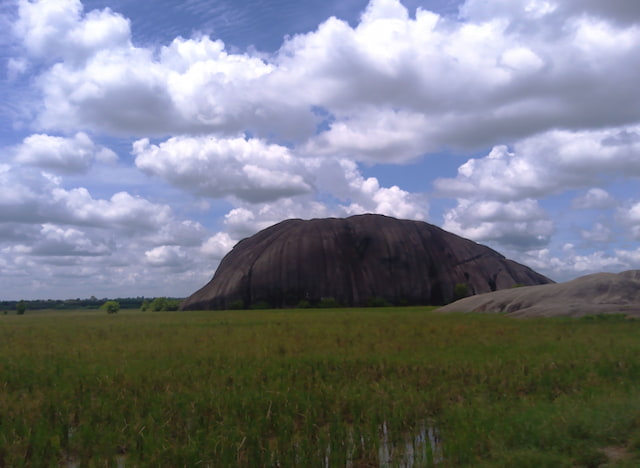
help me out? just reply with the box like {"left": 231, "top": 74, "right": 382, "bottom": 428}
{"left": 0, "top": 297, "right": 183, "bottom": 313}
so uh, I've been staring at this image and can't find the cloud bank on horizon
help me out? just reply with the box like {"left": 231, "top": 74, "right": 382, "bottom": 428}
{"left": 2, "top": 0, "right": 640, "bottom": 299}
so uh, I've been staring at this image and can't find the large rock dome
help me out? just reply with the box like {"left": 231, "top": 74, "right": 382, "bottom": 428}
{"left": 181, "top": 214, "right": 553, "bottom": 310}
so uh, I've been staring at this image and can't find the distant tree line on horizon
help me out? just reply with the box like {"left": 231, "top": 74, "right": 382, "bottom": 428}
{"left": 0, "top": 297, "right": 184, "bottom": 312}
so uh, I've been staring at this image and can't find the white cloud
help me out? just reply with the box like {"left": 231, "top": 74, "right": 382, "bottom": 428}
{"left": 580, "top": 222, "right": 614, "bottom": 244}
{"left": 0, "top": 162, "right": 219, "bottom": 297}
{"left": 222, "top": 200, "right": 334, "bottom": 239}
{"left": 13, "top": 0, "right": 640, "bottom": 159}
{"left": 460, "top": 0, "right": 640, "bottom": 26}
{"left": 27, "top": 224, "right": 111, "bottom": 256}
{"left": 15, "top": 0, "right": 131, "bottom": 64}
{"left": 144, "top": 245, "right": 189, "bottom": 268}
{"left": 443, "top": 199, "right": 554, "bottom": 249}
{"left": 201, "top": 232, "right": 236, "bottom": 260}
{"left": 14, "top": 132, "right": 117, "bottom": 173}
{"left": 7, "top": 57, "right": 29, "bottom": 80}
{"left": 516, "top": 246, "right": 627, "bottom": 281}
{"left": 220, "top": 179, "right": 427, "bottom": 241}
{"left": 618, "top": 201, "right": 640, "bottom": 240}
{"left": 146, "top": 220, "right": 207, "bottom": 247}
{"left": 436, "top": 128, "right": 640, "bottom": 202}
{"left": 304, "top": 109, "right": 435, "bottom": 163}
{"left": 572, "top": 188, "right": 617, "bottom": 210}
{"left": 0, "top": 164, "right": 195, "bottom": 236}
{"left": 133, "top": 136, "right": 312, "bottom": 203}
{"left": 615, "top": 247, "right": 640, "bottom": 266}
{"left": 337, "top": 161, "right": 428, "bottom": 220}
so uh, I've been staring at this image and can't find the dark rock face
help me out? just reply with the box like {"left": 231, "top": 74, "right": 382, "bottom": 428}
{"left": 181, "top": 214, "right": 553, "bottom": 310}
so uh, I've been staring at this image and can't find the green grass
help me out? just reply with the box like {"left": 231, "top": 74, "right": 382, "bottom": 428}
{"left": 1, "top": 307, "right": 640, "bottom": 466}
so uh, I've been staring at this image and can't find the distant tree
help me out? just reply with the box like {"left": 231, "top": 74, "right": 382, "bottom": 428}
{"left": 101, "top": 300, "right": 120, "bottom": 314}
{"left": 165, "top": 299, "right": 180, "bottom": 311}
{"left": 149, "top": 297, "right": 167, "bottom": 311}
{"left": 16, "top": 301, "right": 26, "bottom": 315}
{"left": 140, "top": 299, "right": 150, "bottom": 311}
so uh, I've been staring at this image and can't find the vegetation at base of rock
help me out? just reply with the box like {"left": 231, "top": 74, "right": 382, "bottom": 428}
{"left": 317, "top": 296, "right": 341, "bottom": 308}
{"left": 1, "top": 308, "right": 640, "bottom": 466}
{"left": 140, "top": 297, "right": 180, "bottom": 311}
{"left": 367, "top": 296, "right": 391, "bottom": 307}
{"left": 100, "top": 300, "right": 120, "bottom": 314}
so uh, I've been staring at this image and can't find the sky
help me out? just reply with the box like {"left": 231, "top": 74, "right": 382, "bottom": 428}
{"left": 2, "top": 0, "right": 640, "bottom": 300}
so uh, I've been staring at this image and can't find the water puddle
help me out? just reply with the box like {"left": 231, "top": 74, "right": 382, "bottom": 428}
{"left": 65, "top": 421, "right": 442, "bottom": 467}
{"left": 376, "top": 420, "right": 443, "bottom": 467}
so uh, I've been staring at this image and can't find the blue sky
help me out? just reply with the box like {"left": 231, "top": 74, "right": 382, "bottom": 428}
{"left": 2, "top": 0, "right": 640, "bottom": 300}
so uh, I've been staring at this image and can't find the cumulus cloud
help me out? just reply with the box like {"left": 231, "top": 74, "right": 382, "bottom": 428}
{"left": 434, "top": 126, "right": 640, "bottom": 251}
{"left": 0, "top": 163, "right": 202, "bottom": 239}
{"left": 15, "top": 0, "right": 131, "bottom": 64}
{"left": 304, "top": 109, "right": 435, "bottom": 163}
{"left": 618, "top": 201, "right": 640, "bottom": 240}
{"left": 146, "top": 220, "right": 207, "bottom": 247}
{"left": 516, "top": 246, "right": 627, "bottom": 281}
{"left": 133, "top": 136, "right": 312, "bottom": 202}
{"left": 460, "top": 0, "right": 640, "bottom": 27}
{"left": 222, "top": 200, "right": 335, "bottom": 239}
{"left": 14, "top": 132, "right": 117, "bottom": 173}
{"left": 580, "top": 222, "right": 614, "bottom": 244}
{"left": 0, "top": 161, "right": 218, "bottom": 297}
{"left": 12, "top": 0, "right": 640, "bottom": 158}
{"left": 435, "top": 128, "right": 640, "bottom": 202}
{"left": 25, "top": 224, "right": 111, "bottom": 256}
{"left": 144, "top": 245, "right": 189, "bottom": 268}
{"left": 572, "top": 188, "right": 617, "bottom": 210}
{"left": 201, "top": 232, "right": 237, "bottom": 260}
{"left": 442, "top": 198, "right": 553, "bottom": 249}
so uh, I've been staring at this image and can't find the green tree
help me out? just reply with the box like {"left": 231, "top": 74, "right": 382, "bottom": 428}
{"left": 100, "top": 300, "right": 120, "bottom": 314}
{"left": 16, "top": 301, "right": 26, "bottom": 315}
{"left": 148, "top": 297, "right": 180, "bottom": 311}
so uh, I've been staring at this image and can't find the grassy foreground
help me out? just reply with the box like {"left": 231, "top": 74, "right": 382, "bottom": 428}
{"left": 1, "top": 308, "right": 640, "bottom": 467}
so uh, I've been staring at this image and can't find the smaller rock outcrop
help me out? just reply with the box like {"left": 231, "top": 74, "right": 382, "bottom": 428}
{"left": 437, "top": 270, "right": 640, "bottom": 317}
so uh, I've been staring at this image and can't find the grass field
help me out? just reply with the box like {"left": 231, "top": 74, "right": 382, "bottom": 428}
{"left": 1, "top": 307, "right": 640, "bottom": 467}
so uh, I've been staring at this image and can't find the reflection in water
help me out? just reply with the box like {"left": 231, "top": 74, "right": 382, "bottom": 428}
{"left": 65, "top": 421, "right": 442, "bottom": 467}
{"left": 377, "top": 420, "right": 443, "bottom": 468}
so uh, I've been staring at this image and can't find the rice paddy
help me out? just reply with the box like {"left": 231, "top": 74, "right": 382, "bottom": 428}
{"left": 1, "top": 307, "right": 640, "bottom": 466}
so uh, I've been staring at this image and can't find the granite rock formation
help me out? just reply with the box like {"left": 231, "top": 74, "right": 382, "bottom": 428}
{"left": 181, "top": 214, "right": 553, "bottom": 310}
{"left": 437, "top": 270, "right": 640, "bottom": 317}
